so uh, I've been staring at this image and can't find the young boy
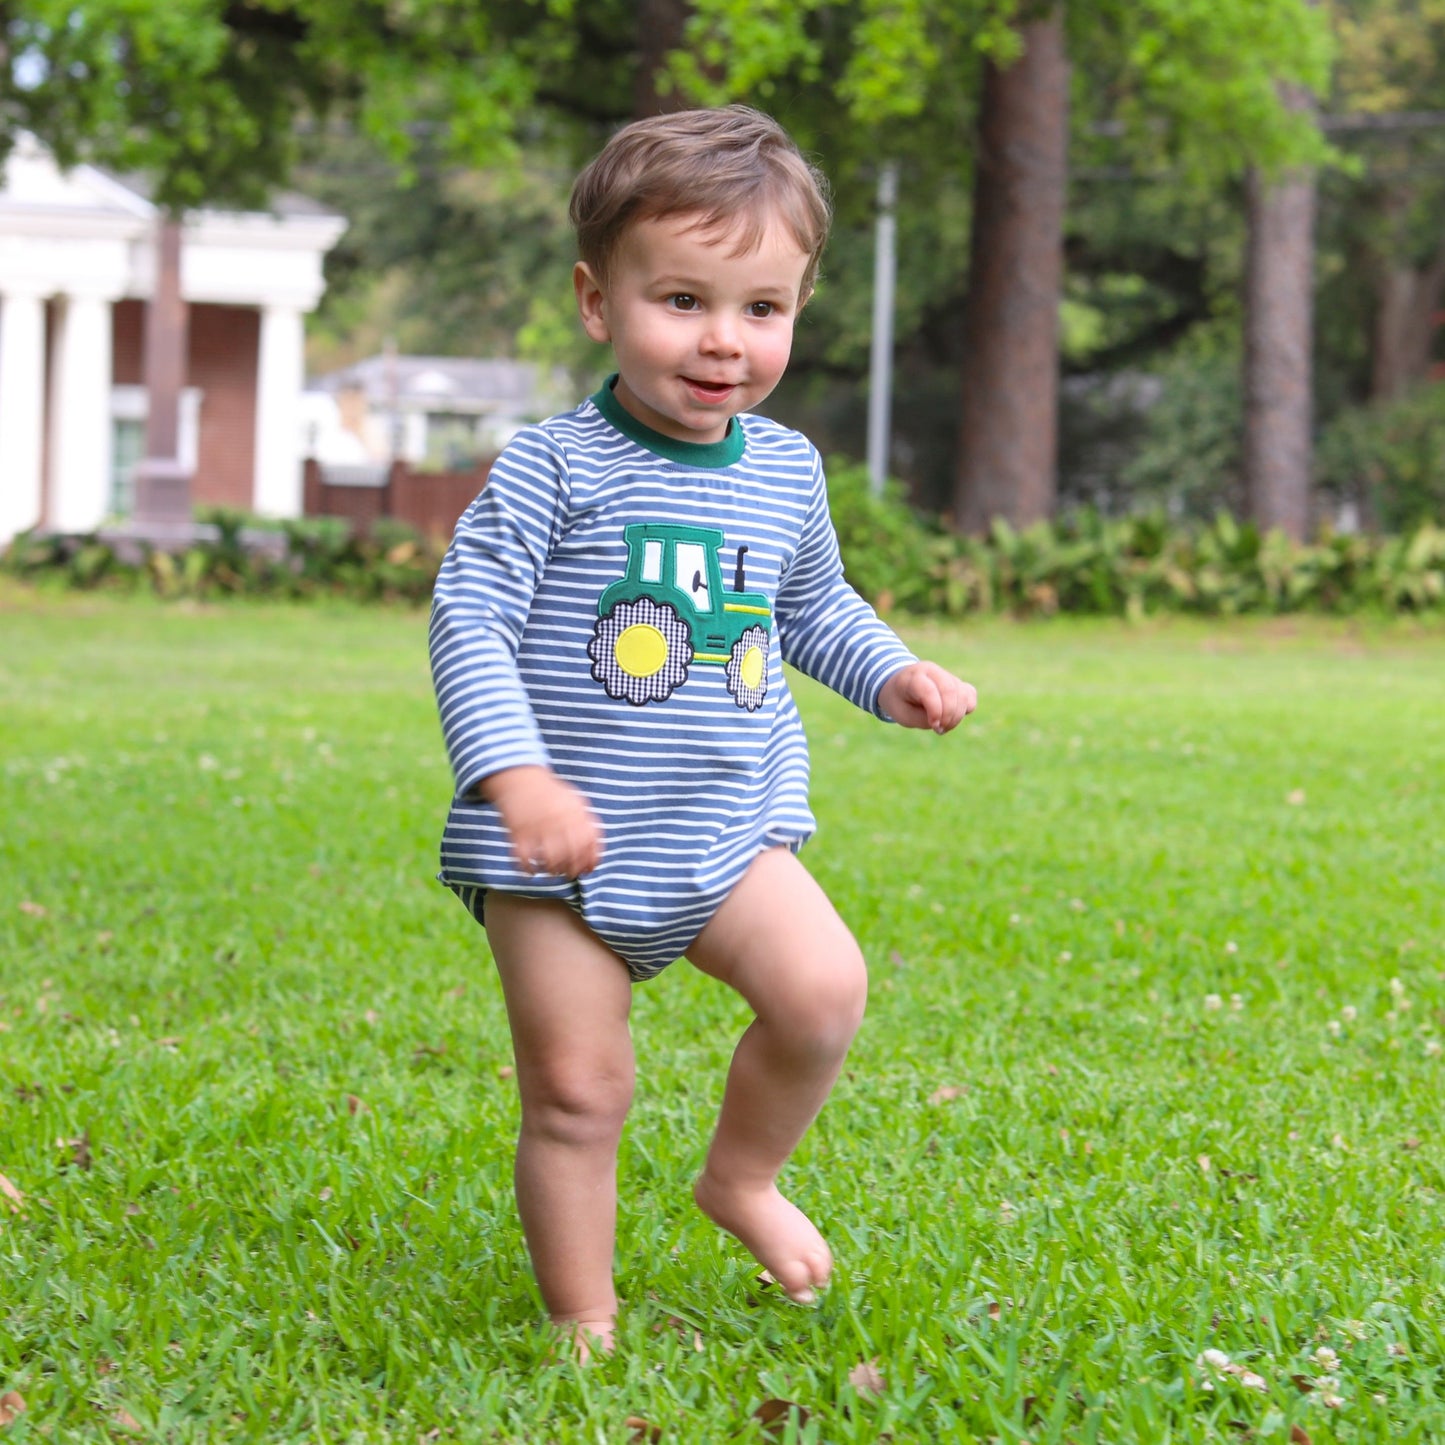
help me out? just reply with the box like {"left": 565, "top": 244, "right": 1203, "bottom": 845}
{"left": 429, "top": 105, "right": 976, "bottom": 1354}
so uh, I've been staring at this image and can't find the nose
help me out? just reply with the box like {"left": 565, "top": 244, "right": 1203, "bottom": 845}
{"left": 699, "top": 312, "right": 743, "bottom": 357}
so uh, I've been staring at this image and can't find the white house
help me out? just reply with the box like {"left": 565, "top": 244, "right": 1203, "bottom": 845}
{"left": 305, "top": 354, "right": 570, "bottom": 473}
{"left": 0, "top": 134, "right": 346, "bottom": 546}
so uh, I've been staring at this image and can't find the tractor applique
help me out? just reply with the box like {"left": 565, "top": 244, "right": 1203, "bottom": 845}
{"left": 587, "top": 523, "right": 773, "bottom": 710}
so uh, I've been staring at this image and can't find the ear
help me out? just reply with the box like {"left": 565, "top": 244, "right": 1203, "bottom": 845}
{"left": 574, "top": 263, "right": 612, "bottom": 344}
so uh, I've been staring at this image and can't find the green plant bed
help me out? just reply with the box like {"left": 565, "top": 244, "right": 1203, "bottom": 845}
{"left": 2, "top": 596, "right": 1444, "bottom": 1441}
{"left": 6, "top": 492, "right": 1443, "bottom": 619}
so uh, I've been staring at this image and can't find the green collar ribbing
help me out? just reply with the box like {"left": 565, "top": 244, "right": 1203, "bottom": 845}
{"left": 590, "top": 375, "right": 745, "bottom": 469}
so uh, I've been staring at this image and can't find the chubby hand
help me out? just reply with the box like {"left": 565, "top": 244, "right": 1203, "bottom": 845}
{"left": 878, "top": 661, "right": 978, "bottom": 735}
{"left": 479, "top": 764, "right": 604, "bottom": 878}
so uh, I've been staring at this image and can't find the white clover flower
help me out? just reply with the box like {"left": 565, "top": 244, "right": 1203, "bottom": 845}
{"left": 1225, "top": 940, "right": 1239, "bottom": 954}
{"left": 1313, "top": 1347, "right": 1339, "bottom": 1371}
{"left": 1425, "top": 1041, "right": 1441, "bottom": 1058}
{"left": 1389, "top": 977, "right": 1406, "bottom": 998}
{"left": 1341, "top": 1005, "right": 1357, "bottom": 1023}
{"left": 1239, "top": 1371, "right": 1267, "bottom": 1392}
{"left": 1205, "top": 994, "right": 1223, "bottom": 1012}
{"left": 1230, "top": 993, "right": 1243, "bottom": 1011}
{"left": 1197, "top": 1349, "right": 1231, "bottom": 1370}
{"left": 1327, "top": 1020, "right": 1343, "bottom": 1037}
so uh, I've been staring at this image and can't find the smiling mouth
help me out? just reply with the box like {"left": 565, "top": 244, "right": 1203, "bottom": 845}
{"left": 683, "top": 377, "right": 737, "bottom": 401}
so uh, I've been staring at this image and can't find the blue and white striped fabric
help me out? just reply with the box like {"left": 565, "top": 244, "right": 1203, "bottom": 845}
{"left": 429, "top": 384, "right": 917, "bottom": 979}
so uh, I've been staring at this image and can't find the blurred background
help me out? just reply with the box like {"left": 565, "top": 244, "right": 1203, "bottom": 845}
{"left": 3, "top": 0, "right": 1444, "bottom": 554}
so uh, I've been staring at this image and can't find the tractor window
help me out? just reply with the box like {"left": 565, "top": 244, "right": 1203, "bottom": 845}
{"left": 674, "top": 542, "right": 710, "bottom": 611}
{"left": 640, "top": 540, "right": 663, "bottom": 583}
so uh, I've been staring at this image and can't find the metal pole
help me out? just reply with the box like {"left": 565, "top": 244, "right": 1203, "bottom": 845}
{"left": 867, "top": 160, "right": 899, "bottom": 497}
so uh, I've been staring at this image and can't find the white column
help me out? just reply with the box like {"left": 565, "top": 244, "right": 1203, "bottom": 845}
{"left": 0, "top": 288, "right": 49, "bottom": 545}
{"left": 48, "top": 291, "right": 117, "bottom": 534}
{"left": 253, "top": 304, "right": 306, "bottom": 517}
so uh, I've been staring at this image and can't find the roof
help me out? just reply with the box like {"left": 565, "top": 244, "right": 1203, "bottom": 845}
{"left": 312, "top": 355, "right": 566, "bottom": 414}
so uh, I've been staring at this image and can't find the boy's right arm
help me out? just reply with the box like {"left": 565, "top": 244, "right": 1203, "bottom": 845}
{"left": 430, "top": 432, "right": 603, "bottom": 877}
{"left": 479, "top": 765, "right": 603, "bottom": 879}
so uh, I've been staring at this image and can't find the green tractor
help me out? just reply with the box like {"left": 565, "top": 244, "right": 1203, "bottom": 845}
{"left": 587, "top": 522, "right": 773, "bottom": 709}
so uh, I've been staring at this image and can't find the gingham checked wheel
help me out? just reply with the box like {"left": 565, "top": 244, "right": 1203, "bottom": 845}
{"left": 724, "top": 624, "right": 769, "bottom": 712}
{"left": 587, "top": 596, "right": 693, "bottom": 705}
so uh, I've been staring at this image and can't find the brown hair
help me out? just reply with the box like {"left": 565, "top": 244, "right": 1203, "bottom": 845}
{"left": 569, "top": 105, "right": 832, "bottom": 300}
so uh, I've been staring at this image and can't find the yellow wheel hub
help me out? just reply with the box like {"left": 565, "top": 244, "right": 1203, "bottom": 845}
{"left": 615, "top": 624, "right": 669, "bottom": 678}
{"left": 739, "top": 644, "right": 764, "bottom": 691}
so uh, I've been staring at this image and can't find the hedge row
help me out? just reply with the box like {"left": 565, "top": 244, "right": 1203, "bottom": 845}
{"left": 4, "top": 480, "right": 1444, "bottom": 617}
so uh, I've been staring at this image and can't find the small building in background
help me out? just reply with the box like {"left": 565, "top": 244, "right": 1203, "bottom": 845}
{"left": 0, "top": 133, "right": 346, "bottom": 547}
{"left": 304, "top": 354, "right": 569, "bottom": 475}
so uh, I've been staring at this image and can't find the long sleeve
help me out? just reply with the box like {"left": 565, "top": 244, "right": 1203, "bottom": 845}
{"left": 428, "top": 429, "right": 571, "bottom": 798}
{"left": 773, "top": 451, "right": 917, "bottom": 719}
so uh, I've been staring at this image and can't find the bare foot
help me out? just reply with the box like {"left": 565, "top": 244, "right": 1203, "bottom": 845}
{"left": 694, "top": 1172, "right": 832, "bottom": 1304}
{"left": 552, "top": 1316, "right": 616, "bottom": 1364}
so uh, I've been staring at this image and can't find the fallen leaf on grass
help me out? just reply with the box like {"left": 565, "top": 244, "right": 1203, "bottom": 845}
{"left": 111, "top": 1407, "right": 143, "bottom": 1434}
{"left": 412, "top": 1043, "right": 447, "bottom": 1060}
{"left": 58, "top": 1133, "right": 93, "bottom": 1171}
{"left": 987, "top": 1301, "right": 1002, "bottom": 1320}
{"left": 753, "top": 1399, "right": 809, "bottom": 1435}
{"left": 1290, "top": 1374, "right": 1315, "bottom": 1393}
{"left": 153, "top": 1037, "right": 180, "bottom": 1050}
{"left": 18, "top": 901, "right": 46, "bottom": 917}
{"left": 0, "top": 1176, "right": 24, "bottom": 1215}
{"left": 346, "top": 1095, "right": 368, "bottom": 1116}
{"left": 624, "top": 1417, "right": 662, "bottom": 1444}
{"left": 1401, "top": 1137, "right": 1422, "bottom": 1151}
{"left": 0, "top": 1392, "right": 25, "bottom": 1427}
{"left": 848, "top": 1359, "right": 886, "bottom": 1396}
{"left": 1290, "top": 1428, "right": 1313, "bottom": 1445}
{"left": 929, "top": 1086, "right": 965, "bottom": 1105}
{"left": 497, "top": 1065, "right": 515, "bottom": 1080}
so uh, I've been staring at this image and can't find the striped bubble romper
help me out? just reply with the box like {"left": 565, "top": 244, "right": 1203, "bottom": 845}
{"left": 428, "top": 380, "right": 917, "bottom": 980}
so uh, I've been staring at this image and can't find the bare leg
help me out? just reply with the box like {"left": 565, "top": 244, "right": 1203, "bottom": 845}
{"left": 486, "top": 894, "right": 635, "bottom": 1354}
{"left": 685, "top": 848, "right": 868, "bottom": 1303}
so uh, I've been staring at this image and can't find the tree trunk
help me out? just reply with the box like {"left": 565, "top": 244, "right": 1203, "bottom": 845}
{"left": 132, "top": 215, "right": 194, "bottom": 525}
{"left": 1370, "top": 191, "right": 1445, "bottom": 401}
{"left": 953, "top": 8, "right": 1069, "bottom": 534}
{"left": 1241, "top": 160, "right": 1316, "bottom": 540}
{"left": 633, "top": 0, "right": 693, "bottom": 116}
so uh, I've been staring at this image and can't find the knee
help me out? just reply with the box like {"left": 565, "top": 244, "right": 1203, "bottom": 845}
{"left": 519, "top": 1056, "right": 634, "bottom": 1148}
{"left": 786, "top": 942, "right": 868, "bottom": 1057}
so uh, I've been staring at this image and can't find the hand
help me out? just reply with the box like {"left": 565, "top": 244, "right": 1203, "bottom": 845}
{"left": 479, "top": 765, "right": 604, "bottom": 878}
{"left": 878, "top": 662, "right": 978, "bottom": 735}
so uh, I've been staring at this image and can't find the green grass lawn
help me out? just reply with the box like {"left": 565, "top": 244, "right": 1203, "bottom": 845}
{"left": 2, "top": 584, "right": 1443, "bottom": 1443}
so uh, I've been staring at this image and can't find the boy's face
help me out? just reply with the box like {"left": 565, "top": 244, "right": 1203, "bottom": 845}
{"left": 574, "top": 210, "right": 811, "bottom": 446}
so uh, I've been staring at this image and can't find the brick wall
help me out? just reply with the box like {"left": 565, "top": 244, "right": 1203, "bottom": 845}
{"left": 303, "top": 458, "right": 490, "bottom": 543}
{"left": 112, "top": 299, "right": 259, "bottom": 511}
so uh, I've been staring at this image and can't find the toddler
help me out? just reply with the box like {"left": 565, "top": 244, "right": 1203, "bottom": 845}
{"left": 429, "top": 105, "right": 977, "bottom": 1355}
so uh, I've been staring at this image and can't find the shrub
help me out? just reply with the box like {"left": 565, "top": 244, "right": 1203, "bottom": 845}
{"left": 1316, "top": 386, "right": 1445, "bottom": 533}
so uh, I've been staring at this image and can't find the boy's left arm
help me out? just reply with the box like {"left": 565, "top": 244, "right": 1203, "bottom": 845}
{"left": 877, "top": 661, "right": 978, "bottom": 735}
{"left": 775, "top": 452, "right": 978, "bottom": 727}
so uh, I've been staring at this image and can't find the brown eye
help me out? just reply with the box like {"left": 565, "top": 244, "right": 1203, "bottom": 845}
{"left": 670, "top": 294, "right": 699, "bottom": 311}
{"left": 748, "top": 302, "right": 776, "bottom": 318}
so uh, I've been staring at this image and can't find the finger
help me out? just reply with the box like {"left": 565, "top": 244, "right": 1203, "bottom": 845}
{"left": 917, "top": 672, "right": 944, "bottom": 731}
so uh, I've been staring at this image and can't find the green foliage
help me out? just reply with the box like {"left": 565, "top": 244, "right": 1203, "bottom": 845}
{"left": 0, "top": 513, "right": 442, "bottom": 605}
{"left": 1120, "top": 326, "right": 1245, "bottom": 520}
{"left": 1317, "top": 385, "right": 1445, "bottom": 533}
{"left": 1, "top": 0, "right": 556, "bottom": 208}
{"left": 6, "top": 489, "right": 1443, "bottom": 619}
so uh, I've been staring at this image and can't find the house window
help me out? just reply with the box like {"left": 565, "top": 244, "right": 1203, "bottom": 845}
{"left": 423, "top": 412, "right": 483, "bottom": 471}
{"left": 108, "top": 385, "right": 203, "bottom": 519}
{"left": 111, "top": 418, "right": 145, "bottom": 517}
